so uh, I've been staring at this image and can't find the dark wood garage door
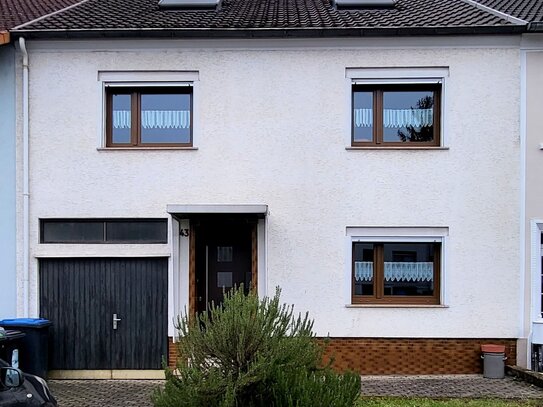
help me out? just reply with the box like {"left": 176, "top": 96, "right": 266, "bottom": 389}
{"left": 39, "top": 258, "right": 168, "bottom": 370}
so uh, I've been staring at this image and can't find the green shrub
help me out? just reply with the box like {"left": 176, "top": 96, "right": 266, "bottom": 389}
{"left": 152, "top": 286, "right": 360, "bottom": 407}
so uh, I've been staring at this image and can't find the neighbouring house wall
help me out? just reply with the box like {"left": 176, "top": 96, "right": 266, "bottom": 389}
{"left": 525, "top": 46, "right": 543, "bottom": 367}
{"left": 0, "top": 45, "right": 17, "bottom": 319}
{"left": 22, "top": 37, "right": 521, "bottom": 340}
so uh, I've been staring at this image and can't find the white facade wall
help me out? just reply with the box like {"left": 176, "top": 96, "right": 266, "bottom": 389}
{"left": 20, "top": 37, "right": 521, "bottom": 339}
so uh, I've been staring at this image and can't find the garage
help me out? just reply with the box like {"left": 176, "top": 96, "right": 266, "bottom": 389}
{"left": 39, "top": 257, "right": 168, "bottom": 370}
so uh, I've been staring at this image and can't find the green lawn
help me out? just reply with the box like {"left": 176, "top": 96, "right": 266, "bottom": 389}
{"left": 357, "top": 398, "right": 542, "bottom": 407}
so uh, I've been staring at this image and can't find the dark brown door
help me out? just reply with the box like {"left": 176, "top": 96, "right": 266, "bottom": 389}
{"left": 195, "top": 221, "right": 252, "bottom": 313}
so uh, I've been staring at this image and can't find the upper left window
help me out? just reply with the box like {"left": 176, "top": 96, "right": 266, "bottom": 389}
{"left": 106, "top": 87, "right": 192, "bottom": 147}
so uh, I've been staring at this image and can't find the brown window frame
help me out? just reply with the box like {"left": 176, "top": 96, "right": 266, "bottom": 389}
{"left": 106, "top": 86, "right": 193, "bottom": 147}
{"left": 351, "top": 241, "right": 441, "bottom": 305}
{"left": 351, "top": 84, "right": 441, "bottom": 147}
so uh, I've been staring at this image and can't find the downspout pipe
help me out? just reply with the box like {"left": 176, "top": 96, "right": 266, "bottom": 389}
{"left": 19, "top": 37, "right": 29, "bottom": 318}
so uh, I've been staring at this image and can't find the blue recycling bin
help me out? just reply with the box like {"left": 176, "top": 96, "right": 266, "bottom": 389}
{"left": 0, "top": 318, "right": 52, "bottom": 378}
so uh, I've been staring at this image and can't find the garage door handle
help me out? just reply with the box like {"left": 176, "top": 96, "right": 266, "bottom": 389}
{"left": 113, "top": 314, "right": 122, "bottom": 330}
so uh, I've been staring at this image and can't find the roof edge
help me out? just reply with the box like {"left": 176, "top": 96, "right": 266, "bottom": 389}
{"left": 12, "top": 0, "right": 93, "bottom": 31}
{"left": 0, "top": 31, "right": 10, "bottom": 45}
{"left": 10, "top": 25, "right": 527, "bottom": 40}
{"left": 528, "top": 22, "right": 543, "bottom": 32}
{"left": 459, "top": 0, "right": 528, "bottom": 25}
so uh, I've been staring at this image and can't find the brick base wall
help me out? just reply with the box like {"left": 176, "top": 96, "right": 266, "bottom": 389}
{"left": 168, "top": 337, "right": 517, "bottom": 374}
{"left": 168, "top": 337, "right": 178, "bottom": 369}
{"left": 321, "top": 338, "right": 516, "bottom": 374}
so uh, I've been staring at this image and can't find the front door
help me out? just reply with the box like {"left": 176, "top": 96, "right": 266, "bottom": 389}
{"left": 39, "top": 257, "right": 168, "bottom": 370}
{"left": 195, "top": 220, "right": 253, "bottom": 313}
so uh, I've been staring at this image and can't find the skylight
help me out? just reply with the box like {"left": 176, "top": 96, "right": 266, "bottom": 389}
{"left": 334, "top": 0, "right": 395, "bottom": 9}
{"left": 158, "top": 0, "right": 220, "bottom": 9}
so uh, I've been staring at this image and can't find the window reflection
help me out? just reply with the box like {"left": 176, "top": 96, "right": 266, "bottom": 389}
{"left": 140, "top": 93, "right": 191, "bottom": 144}
{"left": 383, "top": 91, "right": 434, "bottom": 143}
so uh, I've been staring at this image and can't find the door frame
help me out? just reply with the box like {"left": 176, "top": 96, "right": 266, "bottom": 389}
{"left": 169, "top": 205, "right": 268, "bottom": 330}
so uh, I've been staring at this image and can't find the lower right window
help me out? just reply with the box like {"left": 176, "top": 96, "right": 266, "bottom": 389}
{"left": 352, "top": 241, "right": 441, "bottom": 305}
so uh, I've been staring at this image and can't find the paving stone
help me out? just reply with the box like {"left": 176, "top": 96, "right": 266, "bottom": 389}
{"left": 360, "top": 374, "right": 543, "bottom": 399}
{"left": 47, "top": 374, "right": 543, "bottom": 406}
{"left": 48, "top": 380, "right": 164, "bottom": 407}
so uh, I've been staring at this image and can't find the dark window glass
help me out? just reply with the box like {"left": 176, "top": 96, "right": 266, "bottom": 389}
{"left": 383, "top": 243, "right": 434, "bottom": 297}
{"left": 41, "top": 219, "right": 167, "bottom": 244}
{"left": 353, "top": 243, "right": 374, "bottom": 295}
{"left": 42, "top": 221, "right": 104, "bottom": 243}
{"left": 105, "top": 221, "right": 167, "bottom": 243}
{"left": 111, "top": 93, "right": 132, "bottom": 144}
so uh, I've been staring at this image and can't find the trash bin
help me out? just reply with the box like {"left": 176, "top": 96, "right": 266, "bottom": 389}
{"left": 0, "top": 318, "right": 52, "bottom": 378}
{"left": 481, "top": 344, "right": 507, "bottom": 379}
{"left": 0, "top": 329, "right": 26, "bottom": 368}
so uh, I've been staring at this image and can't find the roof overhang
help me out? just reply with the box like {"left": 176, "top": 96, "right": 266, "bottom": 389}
{"left": 167, "top": 204, "right": 268, "bottom": 219}
{"left": 0, "top": 31, "right": 10, "bottom": 45}
{"left": 10, "top": 24, "right": 527, "bottom": 40}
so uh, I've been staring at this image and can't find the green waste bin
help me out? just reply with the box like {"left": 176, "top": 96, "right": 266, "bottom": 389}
{"left": 0, "top": 318, "right": 52, "bottom": 378}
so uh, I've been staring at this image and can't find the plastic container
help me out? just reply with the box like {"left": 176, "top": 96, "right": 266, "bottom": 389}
{"left": 0, "top": 330, "right": 26, "bottom": 368}
{"left": 0, "top": 318, "right": 52, "bottom": 378}
{"left": 481, "top": 344, "right": 507, "bottom": 379}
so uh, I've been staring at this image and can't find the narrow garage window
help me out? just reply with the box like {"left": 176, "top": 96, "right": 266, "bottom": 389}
{"left": 40, "top": 219, "right": 167, "bottom": 243}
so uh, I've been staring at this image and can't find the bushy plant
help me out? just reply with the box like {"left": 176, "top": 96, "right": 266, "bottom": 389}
{"left": 152, "top": 286, "right": 360, "bottom": 407}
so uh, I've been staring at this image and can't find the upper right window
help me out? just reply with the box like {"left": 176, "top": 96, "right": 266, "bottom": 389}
{"left": 352, "top": 84, "right": 441, "bottom": 147}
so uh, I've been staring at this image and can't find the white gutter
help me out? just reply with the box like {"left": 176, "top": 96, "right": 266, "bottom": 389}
{"left": 19, "top": 37, "right": 30, "bottom": 318}
{"left": 520, "top": 48, "right": 528, "bottom": 367}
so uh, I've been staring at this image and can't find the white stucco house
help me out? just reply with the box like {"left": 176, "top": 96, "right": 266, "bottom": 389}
{"left": 7, "top": 0, "right": 543, "bottom": 377}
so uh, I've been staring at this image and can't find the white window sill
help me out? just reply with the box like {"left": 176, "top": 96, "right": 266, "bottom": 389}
{"left": 345, "top": 146, "right": 449, "bottom": 151}
{"left": 345, "top": 304, "right": 449, "bottom": 309}
{"left": 97, "top": 147, "right": 198, "bottom": 151}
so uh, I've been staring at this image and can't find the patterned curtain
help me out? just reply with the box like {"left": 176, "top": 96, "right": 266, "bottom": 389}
{"left": 354, "top": 261, "right": 434, "bottom": 282}
{"left": 113, "top": 110, "right": 191, "bottom": 129}
{"left": 354, "top": 108, "right": 433, "bottom": 128}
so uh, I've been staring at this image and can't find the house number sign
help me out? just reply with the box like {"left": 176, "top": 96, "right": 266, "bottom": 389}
{"left": 180, "top": 229, "right": 189, "bottom": 237}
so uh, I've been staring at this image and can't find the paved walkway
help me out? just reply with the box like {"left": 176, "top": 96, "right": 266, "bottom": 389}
{"left": 360, "top": 375, "right": 543, "bottom": 399}
{"left": 48, "top": 375, "right": 543, "bottom": 406}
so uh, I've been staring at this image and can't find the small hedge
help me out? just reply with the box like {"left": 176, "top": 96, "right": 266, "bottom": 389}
{"left": 152, "top": 286, "right": 360, "bottom": 407}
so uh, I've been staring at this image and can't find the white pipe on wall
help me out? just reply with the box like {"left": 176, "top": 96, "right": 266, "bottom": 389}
{"left": 19, "top": 37, "right": 29, "bottom": 318}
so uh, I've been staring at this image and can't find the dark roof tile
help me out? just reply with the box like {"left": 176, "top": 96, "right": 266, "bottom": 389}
{"left": 13, "top": 0, "right": 522, "bottom": 36}
{"left": 475, "top": 0, "right": 543, "bottom": 22}
{"left": 0, "top": 0, "right": 82, "bottom": 30}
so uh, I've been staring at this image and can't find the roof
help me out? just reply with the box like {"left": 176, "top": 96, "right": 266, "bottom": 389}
{"left": 474, "top": 0, "right": 543, "bottom": 22}
{"left": 11, "top": 0, "right": 527, "bottom": 39}
{"left": 0, "top": 0, "right": 83, "bottom": 31}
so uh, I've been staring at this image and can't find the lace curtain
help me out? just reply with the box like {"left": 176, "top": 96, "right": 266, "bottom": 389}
{"left": 354, "top": 108, "right": 433, "bottom": 128}
{"left": 113, "top": 110, "right": 191, "bottom": 129}
{"left": 354, "top": 261, "right": 434, "bottom": 282}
